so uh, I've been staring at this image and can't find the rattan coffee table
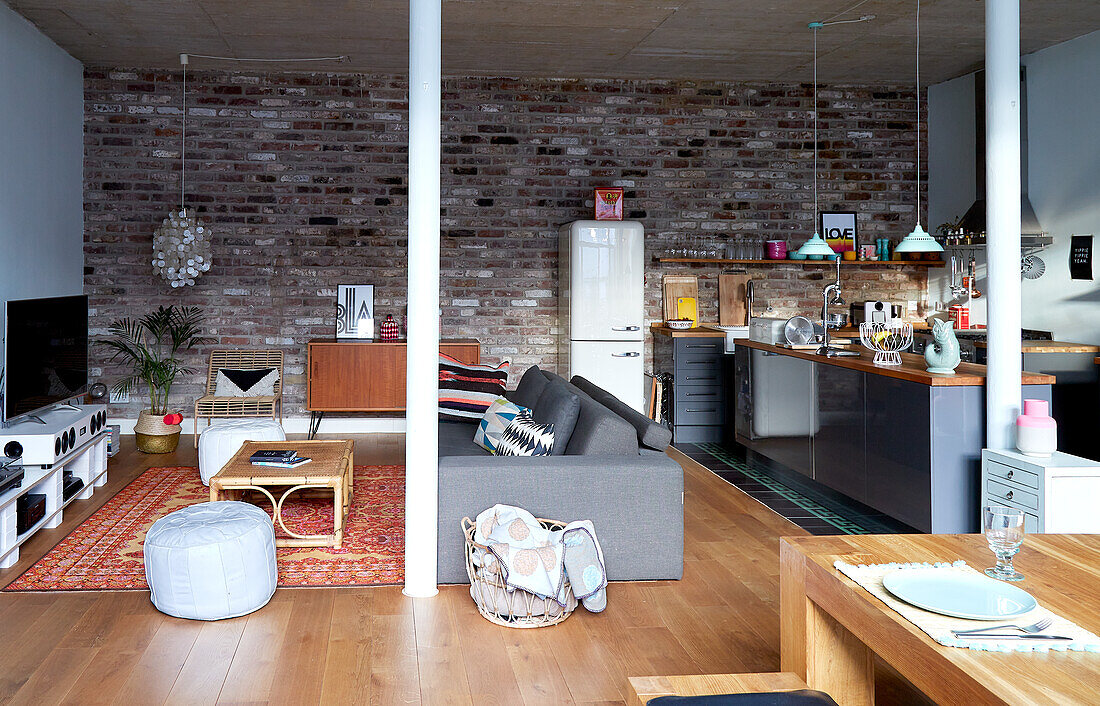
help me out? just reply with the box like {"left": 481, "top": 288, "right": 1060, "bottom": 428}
{"left": 209, "top": 439, "right": 354, "bottom": 548}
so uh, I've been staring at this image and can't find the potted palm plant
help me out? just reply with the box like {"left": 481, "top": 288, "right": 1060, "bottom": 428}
{"left": 102, "top": 305, "right": 212, "bottom": 453}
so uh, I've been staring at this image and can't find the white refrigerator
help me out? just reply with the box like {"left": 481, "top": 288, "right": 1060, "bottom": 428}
{"left": 559, "top": 220, "right": 645, "bottom": 411}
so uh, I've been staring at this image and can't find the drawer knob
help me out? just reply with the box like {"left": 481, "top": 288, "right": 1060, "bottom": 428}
{"left": 1006, "top": 490, "right": 1014, "bottom": 500}
{"left": 1007, "top": 470, "right": 1014, "bottom": 479}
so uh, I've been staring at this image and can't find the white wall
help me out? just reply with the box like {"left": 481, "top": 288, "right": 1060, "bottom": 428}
{"left": 927, "top": 30, "right": 1100, "bottom": 341}
{"left": 1022, "top": 30, "right": 1100, "bottom": 343}
{"left": 0, "top": 4, "right": 85, "bottom": 361}
{"left": 927, "top": 72, "right": 985, "bottom": 324}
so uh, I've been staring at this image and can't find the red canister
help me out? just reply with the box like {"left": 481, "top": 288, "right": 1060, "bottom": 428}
{"left": 949, "top": 306, "right": 970, "bottom": 330}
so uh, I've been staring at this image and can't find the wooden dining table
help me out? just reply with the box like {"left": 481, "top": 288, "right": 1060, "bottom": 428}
{"left": 781, "top": 533, "right": 1100, "bottom": 705}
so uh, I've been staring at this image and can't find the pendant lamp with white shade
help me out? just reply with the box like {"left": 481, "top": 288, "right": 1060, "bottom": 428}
{"left": 894, "top": 0, "right": 944, "bottom": 255}
{"left": 795, "top": 22, "right": 838, "bottom": 258}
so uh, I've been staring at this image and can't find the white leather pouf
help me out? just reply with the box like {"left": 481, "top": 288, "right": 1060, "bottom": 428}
{"left": 198, "top": 419, "right": 286, "bottom": 485}
{"left": 144, "top": 501, "right": 277, "bottom": 620}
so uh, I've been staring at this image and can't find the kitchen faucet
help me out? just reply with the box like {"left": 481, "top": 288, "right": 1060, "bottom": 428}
{"left": 818, "top": 256, "right": 860, "bottom": 357}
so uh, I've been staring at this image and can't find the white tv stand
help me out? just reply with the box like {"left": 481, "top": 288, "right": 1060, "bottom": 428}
{"left": 0, "top": 431, "right": 109, "bottom": 569}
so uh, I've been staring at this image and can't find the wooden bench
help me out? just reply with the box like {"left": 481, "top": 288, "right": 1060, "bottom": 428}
{"left": 629, "top": 672, "right": 810, "bottom": 705}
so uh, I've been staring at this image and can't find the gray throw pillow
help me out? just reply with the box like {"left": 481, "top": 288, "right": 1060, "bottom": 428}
{"left": 531, "top": 379, "right": 580, "bottom": 456}
{"left": 511, "top": 365, "right": 549, "bottom": 409}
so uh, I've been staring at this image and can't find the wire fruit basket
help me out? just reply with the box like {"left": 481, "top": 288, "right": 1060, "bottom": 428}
{"left": 461, "top": 516, "right": 578, "bottom": 628}
{"left": 859, "top": 321, "right": 913, "bottom": 366}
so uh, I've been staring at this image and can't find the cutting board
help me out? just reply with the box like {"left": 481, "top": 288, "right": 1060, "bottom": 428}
{"left": 719, "top": 274, "right": 750, "bottom": 326}
{"left": 663, "top": 275, "right": 698, "bottom": 321}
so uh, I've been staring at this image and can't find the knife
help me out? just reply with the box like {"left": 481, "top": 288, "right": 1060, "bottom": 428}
{"left": 952, "top": 632, "right": 1073, "bottom": 641}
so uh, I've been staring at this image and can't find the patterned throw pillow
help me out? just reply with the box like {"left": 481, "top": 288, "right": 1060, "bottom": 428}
{"left": 473, "top": 398, "right": 529, "bottom": 453}
{"left": 214, "top": 368, "right": 279, "bottom": 397}
{"left": 495, "top": 413, "right": 555, "bottom": 457}
{"left": 439, "top": 354, "right": 510, "bottom": 421}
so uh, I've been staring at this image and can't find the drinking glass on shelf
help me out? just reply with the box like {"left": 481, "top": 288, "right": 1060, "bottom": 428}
{"left": 984, "top": 505, "right": 1025, "bottom": 581}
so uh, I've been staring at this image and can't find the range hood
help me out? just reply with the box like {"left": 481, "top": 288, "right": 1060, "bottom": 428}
{"left": 956, "top": 69, "right": 1045, "bottom": 236}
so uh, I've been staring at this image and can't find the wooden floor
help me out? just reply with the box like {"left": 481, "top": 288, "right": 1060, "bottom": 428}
{"left": 0, "top": 434, "right": 921, "bottom": 705}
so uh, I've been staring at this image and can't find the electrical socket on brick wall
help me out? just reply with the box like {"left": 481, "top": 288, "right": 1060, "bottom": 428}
{"left": 109, "top": 390, "right": 129, "bottom": 404}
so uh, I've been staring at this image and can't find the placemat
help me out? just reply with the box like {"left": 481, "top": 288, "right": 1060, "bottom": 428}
{"left": 834, "top": 559, "right": 1100, "bottom": 652}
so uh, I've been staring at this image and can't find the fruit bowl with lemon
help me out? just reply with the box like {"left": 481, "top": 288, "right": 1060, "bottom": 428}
{"left": 859, "top": 321, "right": 913, "bottom": 366}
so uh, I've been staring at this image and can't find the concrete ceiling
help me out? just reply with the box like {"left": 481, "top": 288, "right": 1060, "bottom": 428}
{"left": 7, "top": 0, "right": 1100, "bottom": 83}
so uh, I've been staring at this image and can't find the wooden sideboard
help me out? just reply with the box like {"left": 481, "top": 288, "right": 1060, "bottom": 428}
{"left": 306, "top": 339, "right": 480, "bottom": 435}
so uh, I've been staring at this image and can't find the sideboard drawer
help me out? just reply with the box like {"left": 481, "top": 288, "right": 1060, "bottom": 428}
{"left": 674, "top": 401, "right": 725, "bottom": 426}
{"left": 986, "top": 460, "right": 1040, "bottom": 491}
{"left": 986, "top": 478, "right": 1039, "bottom": 512}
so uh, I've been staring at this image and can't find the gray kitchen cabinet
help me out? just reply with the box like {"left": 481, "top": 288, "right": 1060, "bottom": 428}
{"left": 814, "top": 364, "right": 867, "bottom": 502}
{"left": 656, "top": 334, "right": 726, "bottom": 443}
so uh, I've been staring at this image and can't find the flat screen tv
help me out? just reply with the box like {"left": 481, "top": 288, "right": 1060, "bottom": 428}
{"left": 3, "top": 295, "right": 89, "bottom": 423}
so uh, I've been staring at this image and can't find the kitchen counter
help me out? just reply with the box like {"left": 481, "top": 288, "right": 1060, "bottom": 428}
{"left": 739, "top": 339, "right": 1055, "bottom": 386}
{"left": 651, "top": 323, "right": 729, "bottom": 338}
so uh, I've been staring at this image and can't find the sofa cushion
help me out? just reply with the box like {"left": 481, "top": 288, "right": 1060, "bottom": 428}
{"left": 473, "top": 398, "right": 529, "bottom": 454}
{"left": 570, "top": 375, "right": 672, "bottom": 451}
{"left": 438, "top": 354, "right": 509, "bottom": 421}
{"left": 495, "top": 414, "right": 555, "bottom": 457}
{"left": 511, "top": 365, "right": 549, "bottom": 409}
{"left": 531, "top": 380, "right": 580, "bottom": 456}
{"left": 438, "top": 420, "right": 491, "bottom": 457}
{"left": 564, "top": 387, "right": 639, "bottom": 456}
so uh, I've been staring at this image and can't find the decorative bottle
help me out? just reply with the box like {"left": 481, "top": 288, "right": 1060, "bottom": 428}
{"left": 1016, "top": 398, "right": 1057, "bottom": 457}
{"left": 379, "top": 315, "right": 400, "bottom": 341}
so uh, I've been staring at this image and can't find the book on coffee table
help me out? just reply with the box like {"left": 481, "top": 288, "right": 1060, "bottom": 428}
{"left": 249, "top": 449, "right": 297, "bottom": 462}
{"left": 251, "top": 456, "right": 312, "bottom": 469}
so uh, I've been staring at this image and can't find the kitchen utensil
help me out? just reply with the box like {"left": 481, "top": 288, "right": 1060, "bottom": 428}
{"left": 719, "top": 274, "right": 751, "bottom": 326}
{"left": 665, "top": 318, "right": 693, "bottom": 330}
{"left": 749, "top": 317, "right": 788, "bottom": 344}
{"left": 783, "top": 316, "right": 817, "bottom": 345}
{"left": 985, "top": 505, "right": 1025, "bottom": 581}
{"left": 881, "top": 568, "right": 1038, "bottom": 620}
{"left": 676, "top": 296, "right": 698, "bottom": 327}
{"left": 765, "top": 240, "right": 787, "bottom": 260}
{"left": 662, "top": 275, "right": 697, "bottom": 321}
{"left": 953, "top": 617, "right": 1052, "bottom": 636}
{"left": 842, "top": 250, "right": 858, "bottom": 261}
{"left": 967, "top": 257, "right": 982, "bottom": 298}
{"left": 824, "top": 312, "right": 848, "bottom": 329}
{"left": 1021, "top": 255, "right": 1046, "bottom": 280}
{"left": 788, "top": 251, "right": 808, "bottom": 260}
{"left": 859, "top": 321, "right": 913, "bottom": 366}
{"left": 951, "top": 633, "right": 1072, "bottom": 641}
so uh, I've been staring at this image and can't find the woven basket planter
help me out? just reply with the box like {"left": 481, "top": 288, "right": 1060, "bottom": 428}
{"left": 134, "top": 410, "right": 182, "bottom": 454}
{"left": 462, "top": 516, "right": 578, "bottom": 628}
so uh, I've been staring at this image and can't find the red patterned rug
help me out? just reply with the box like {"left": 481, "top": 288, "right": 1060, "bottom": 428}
{"left": 4, "top": 465, "right": 405, "bottom": 591}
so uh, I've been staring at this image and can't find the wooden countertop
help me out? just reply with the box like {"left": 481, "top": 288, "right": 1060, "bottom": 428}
{"left": 833, "top": 328, "right": 1099, "bottom": 353}
{"left": 651, "top": 323, "right": 726, "bottom": 338}
{"left": 739, "top": 338, "right": 1055, "bottom": 387}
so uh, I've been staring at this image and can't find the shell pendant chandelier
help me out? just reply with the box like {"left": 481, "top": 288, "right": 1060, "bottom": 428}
{"left": 153, "top": 54, "right": 211, "bottom": 287}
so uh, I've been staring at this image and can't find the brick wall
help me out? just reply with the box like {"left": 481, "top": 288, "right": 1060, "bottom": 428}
{"left": 84, "top": 68, "right": 929, "bottom": 419}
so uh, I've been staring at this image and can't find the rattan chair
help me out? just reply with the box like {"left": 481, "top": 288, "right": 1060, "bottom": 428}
{"left": 193, "top": 350, "right": 283, "bottom": 446}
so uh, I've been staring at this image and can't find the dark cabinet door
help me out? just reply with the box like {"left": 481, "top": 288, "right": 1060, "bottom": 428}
{"left": 812, "top": 363, "right": 866, "bottom": 502}
{"left": 865, "top": 375, "right": 932, "bottom": 531}
{"left": 745, "top": 350, "right": 814, "bottom": 477}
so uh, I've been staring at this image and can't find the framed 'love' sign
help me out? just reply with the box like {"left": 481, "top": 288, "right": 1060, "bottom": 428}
{"left": 821, "top": 211, "right": 857, "bottom": 252}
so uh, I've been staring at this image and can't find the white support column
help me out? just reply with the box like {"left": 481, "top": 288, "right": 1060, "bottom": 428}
{"left": 403, "top": 0, "right": 442, "bottom": 598}
{"left": 985, "top": 0, "right": 1023, "bottom": 449}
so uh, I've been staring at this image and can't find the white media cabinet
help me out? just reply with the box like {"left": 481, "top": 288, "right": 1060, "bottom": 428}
{"left": 981, "top": 448, "right": 1100, "bottom": 534}
{"left": 0, "top": 432, "right": 109, "bottom": 569}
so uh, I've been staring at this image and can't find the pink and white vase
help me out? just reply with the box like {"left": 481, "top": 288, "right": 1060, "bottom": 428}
{"left": 1016, "top": 398, "right": 1057, "bottom": 458}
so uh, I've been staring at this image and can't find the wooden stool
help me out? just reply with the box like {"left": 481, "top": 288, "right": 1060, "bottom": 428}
{"left": 629, "top": 673, "right": 810, "bottom": 706}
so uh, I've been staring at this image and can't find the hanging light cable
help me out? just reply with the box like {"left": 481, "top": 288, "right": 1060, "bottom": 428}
{"left": 152, "top": 53, "right": 213, "bottom": 287}
{"left": 796, "top": 21, "right": 837, "bottom": 257}
{"left": 895, "top": 0, "right": 944, "bottom": 253}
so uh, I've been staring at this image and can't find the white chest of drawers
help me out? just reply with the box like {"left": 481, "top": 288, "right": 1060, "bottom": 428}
{"left": 981, "top": 448, "right": 1100, "bottom": 534}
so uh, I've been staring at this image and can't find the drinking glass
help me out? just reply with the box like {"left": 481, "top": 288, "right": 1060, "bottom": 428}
{"left": 984, "top": 505, "right": 1025, "bottom": 581}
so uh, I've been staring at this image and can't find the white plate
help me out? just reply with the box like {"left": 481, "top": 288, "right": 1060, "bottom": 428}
{"left": 882, "top": 568, "right": 1038, "bottom": 620}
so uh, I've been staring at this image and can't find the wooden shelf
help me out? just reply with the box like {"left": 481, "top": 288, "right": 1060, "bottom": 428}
{"left": 656, "top": 258, "right": 943, "bottom": 267}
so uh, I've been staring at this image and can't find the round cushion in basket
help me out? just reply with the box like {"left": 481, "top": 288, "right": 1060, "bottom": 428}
{"left": 198, "top": 419, "right": 286, "bottom": 485}
{"left": 144, "top": 501, "right": 277, "bottom": 620}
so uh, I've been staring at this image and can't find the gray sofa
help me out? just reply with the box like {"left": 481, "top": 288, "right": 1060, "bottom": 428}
{"left": 436, "top": 366, "right": 684, "bottom": 584}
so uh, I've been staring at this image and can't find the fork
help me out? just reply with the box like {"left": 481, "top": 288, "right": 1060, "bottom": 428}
{"left": 952, "top": 617, "right": 1052, "bottom": 636}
